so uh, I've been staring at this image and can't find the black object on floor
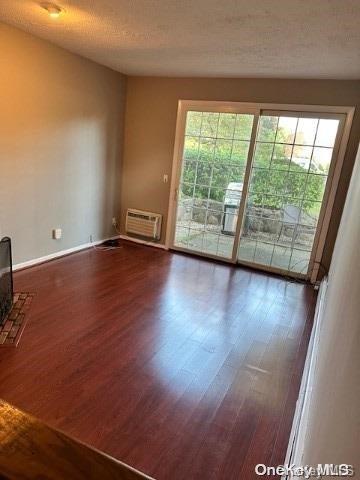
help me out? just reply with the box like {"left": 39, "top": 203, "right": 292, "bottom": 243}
{"left": 0, "top": 237, "right": 13, "bottom": 326}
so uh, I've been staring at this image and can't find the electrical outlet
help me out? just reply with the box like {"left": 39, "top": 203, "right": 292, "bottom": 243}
{"left": 52, "top": 228, "right": 62, "bottom": 240}
{"left": 112, "top": 217, "right": 117, "bottom": 227}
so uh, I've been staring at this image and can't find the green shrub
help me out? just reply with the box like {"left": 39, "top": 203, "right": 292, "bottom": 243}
{"left": 181, "top": 114, "right": 325, "bottom": 212}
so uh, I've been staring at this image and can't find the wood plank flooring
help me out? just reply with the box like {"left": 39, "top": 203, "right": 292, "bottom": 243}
{"left": 0, "top": 399, "right": 152, "bottom": 480}
{"left": 0, "top": 242, "right": 317, "bottom": 479}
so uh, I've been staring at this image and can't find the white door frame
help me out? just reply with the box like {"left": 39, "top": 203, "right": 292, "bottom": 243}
{"left": 165, "top": 100, "right": 354, "bottom": 282}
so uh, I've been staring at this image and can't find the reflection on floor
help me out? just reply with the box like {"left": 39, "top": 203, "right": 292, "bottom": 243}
{"left": 0, "top": 242, "right": 316, "bottom": 480}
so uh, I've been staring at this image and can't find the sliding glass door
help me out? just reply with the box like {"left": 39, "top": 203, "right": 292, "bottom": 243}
{"left": 237, "top": 112, "right": 343, "bottom": 275}
{"left": 169, "top": 101, "right": 349, "bottom": 279}
{"left": 173, "top": 109, "right": 255, "bottom": 259}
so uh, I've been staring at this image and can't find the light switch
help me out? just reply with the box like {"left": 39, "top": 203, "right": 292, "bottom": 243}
{"left": 163, "top": 174, "right": 169, "bottom": 183}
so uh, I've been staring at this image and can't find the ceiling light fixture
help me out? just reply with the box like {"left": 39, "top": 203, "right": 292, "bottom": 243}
{"left": 41, "top": 3, "right": 63, "bottom": 18}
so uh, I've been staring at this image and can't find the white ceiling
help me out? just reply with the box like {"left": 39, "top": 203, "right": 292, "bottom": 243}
{"left": 0, "top": 0, "right": 359, "bottom": 78}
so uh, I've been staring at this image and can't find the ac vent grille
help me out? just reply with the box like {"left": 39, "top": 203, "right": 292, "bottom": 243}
{"left": 125, "top": 209, "right": 162, "bottom": 240}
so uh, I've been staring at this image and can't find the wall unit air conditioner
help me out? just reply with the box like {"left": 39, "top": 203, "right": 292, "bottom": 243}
{"left": 125, "top": 209, "right": 162, "bottom": 240}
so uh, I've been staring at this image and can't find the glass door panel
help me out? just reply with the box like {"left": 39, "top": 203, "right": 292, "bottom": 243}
{"left": 237, "top": 114, "right": 341, "bottom": 275}
{"left": 174, "top": 111, "right": 254, "bottom": 259}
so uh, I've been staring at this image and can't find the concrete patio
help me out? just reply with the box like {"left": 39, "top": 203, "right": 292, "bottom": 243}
{"left": 175, "top": 221, "right": 312, "bottom": 274}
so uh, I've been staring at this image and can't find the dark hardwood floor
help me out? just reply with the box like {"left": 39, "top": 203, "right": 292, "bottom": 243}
{"left": 0, "top": 241, "right": 316, "bottom": 480}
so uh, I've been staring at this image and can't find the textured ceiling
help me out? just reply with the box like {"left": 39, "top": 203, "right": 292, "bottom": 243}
{"left": 0, "top": 0, "right": 359, "bottom": 78}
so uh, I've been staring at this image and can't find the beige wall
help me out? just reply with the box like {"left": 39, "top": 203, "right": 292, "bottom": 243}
{"left": 301, "top": 144, "right": 360, "bottom": 474}
{"left": 121, "top": 77, "right": 360, "bottom": 272}
{"left": 0, "top": 23, "right": 126, "bottom": 264}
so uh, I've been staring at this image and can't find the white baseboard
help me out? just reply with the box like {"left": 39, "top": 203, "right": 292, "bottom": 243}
{"left": 13, "top": 235, "right": 120, "bottom": 271}
{"left": 282, "top": 277, "right": 328, "bottom": 478}
{"left": 119, "top": 234, "right": 167, "bottom": 250}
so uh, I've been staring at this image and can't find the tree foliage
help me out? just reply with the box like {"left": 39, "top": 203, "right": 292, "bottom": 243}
{"left": 181, "top": 113, "right": 325, "bottom": 212}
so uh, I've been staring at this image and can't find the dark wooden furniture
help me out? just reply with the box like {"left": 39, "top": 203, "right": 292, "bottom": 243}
{"left": 0, "top": 242, "right": 316, "bottom": 479}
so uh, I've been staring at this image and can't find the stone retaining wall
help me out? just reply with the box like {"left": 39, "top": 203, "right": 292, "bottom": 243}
{"left": 177, "top": 197, "right": 316, "bottom": 238}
